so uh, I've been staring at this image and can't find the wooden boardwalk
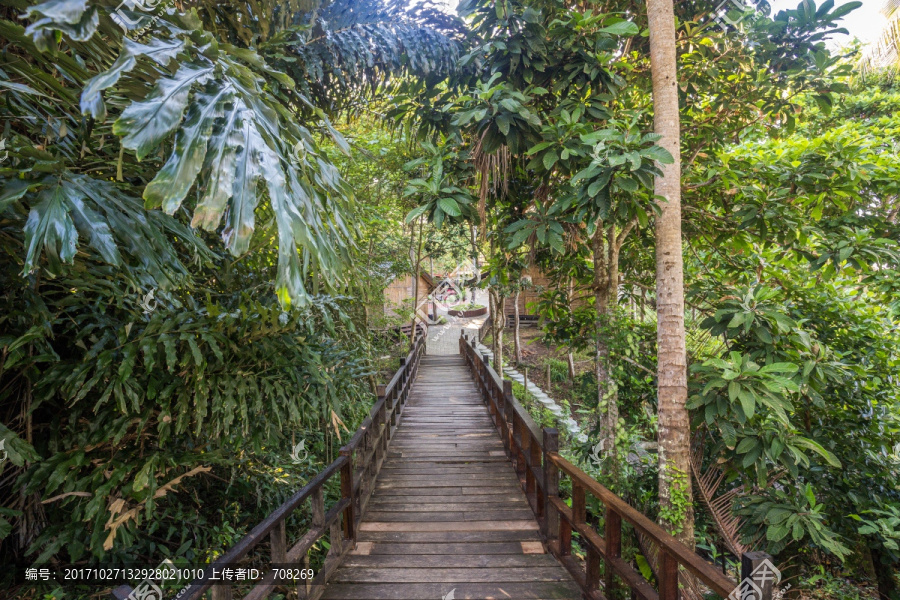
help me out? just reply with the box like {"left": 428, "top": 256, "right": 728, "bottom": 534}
{"left": 321, "top": 354, "right": 581, "bottom": 600}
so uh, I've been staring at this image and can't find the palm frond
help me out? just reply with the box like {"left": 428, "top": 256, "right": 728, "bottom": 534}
{"left": 691, "top": 432, "right": 752, "bottom": 558}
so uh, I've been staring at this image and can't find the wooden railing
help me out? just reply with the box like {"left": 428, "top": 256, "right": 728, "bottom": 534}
{"left": 113, "top": 331, "right": 425, "bottom": 600}
{"left": 479, "top": 312, "right": 538, "bottom": 340}
{"left": 477, "top": 313, "right": 492, "bottom": 342}
{"left": 459, "top": 331, "right": 748, "bottom": 600}
{"left": 393, "top": 322, "right": 426, "bottom": 342}
{"left": 507, "top": 313, "right": 539, "bottom": 327}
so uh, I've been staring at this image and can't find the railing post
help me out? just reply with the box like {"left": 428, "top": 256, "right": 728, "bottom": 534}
{"left": 515, "top": 417, "right": 527, "bottom": 481}
{"left": 338, "top": 446, "right": 355, "bottom": 543}
{"left": 399, "top": 356, "right": 407, "bottom": 389}
{"left": 298, "top": 489, "right": 325, "bottom": 599}
{"left": 530, "top": 437, "right": 541, "bottom": 511}
{"left": 542, "top": 428, "right": 559, "bottom": 543}
{"left": 512, "top": 415, "right": 524, "bottom": 478}
{"left": 741, "top": 552, "right": 776, "bottom": 600}
{"left": 605, "top": 507, "right": 622, "bottom": 596}
{"left": 586, "top": 546, "right": 601, "bottom": 593}
{"left": 659, "top": 550, "right": 679, "bottom": 600}
{"left": 482, "top": 352, "right": 491, "bottom": 403}
{"left": 573, "top": 483, "right": 585, "bottom": 524}
{"left": 502, "top": 378, "right": 512, "bottom": 420}
{"left": 520, "top": 420, "right": 532, "bottom": 491}
{"left": 271, "top": 518, "right": 287, "bottom": 564}
{"left": 502, "top": 380, "right": 514, "bottom": 452}
{"left": 572, "top": 481, "right": 596, "bottom": 598}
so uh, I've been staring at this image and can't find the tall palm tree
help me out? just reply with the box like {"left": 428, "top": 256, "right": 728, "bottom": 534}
{"left": 646, "top": 0, "right": 694, "bottom": 546}
{"left": 859, "top": 0, "right": 900, "bottom": 74}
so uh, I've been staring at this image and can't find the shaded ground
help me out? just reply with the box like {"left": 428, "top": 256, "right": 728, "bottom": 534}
{"left": 484, "top": 326, "right": 593, "bottom": 401}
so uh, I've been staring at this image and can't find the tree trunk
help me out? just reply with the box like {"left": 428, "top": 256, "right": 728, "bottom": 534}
{"left": 871, "top": 546, "right": 900, "bottom": 600}
{"left": 488, "top": 290, "right": 496, "bottom": 345}
{"left": 470, "top": 223, "right": 480, "bottom": 301}
{"left": 605, "top": 224, "right": 622, "bottom": 472}
{"left": 567, "top": 276, "right": 577, "bottom": 380}
{"left": 640, "top": 287, "right": 646, "bottom": 321}
{"left": 496, "top": 310, "right": 504, "bottom": 372}
{"left": 490, "top": 289, "right": 498, "bottom": 359}
{"left": 648, "top": 0, "right": 694, "bottom": 546}
{"left": 592, "top": 224, "right": 614, "bottom": 463}
{"left": 490, "top": 289, "right": 505, "bottom": 372}
{"left": 513, "top": 290, "right": 521, "bottom": 363}
{"left": 410, "top": 218, "right": 425, "bottom": 344}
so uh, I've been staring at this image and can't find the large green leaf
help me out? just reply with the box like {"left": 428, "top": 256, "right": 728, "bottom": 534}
{"left": 24, "top": 0, "right": 98, "bottom": 52}
{"left": 19, "top": 174, "right": 211, "bottom": 285}
{"left": 64, "top": 187, "right": 121, "bottom": 266}
{"left": 597, "top": 20, "right": 639, "bottom": 36}
{"left": 23, "top": 182, "right": 78, "bottom": 274}
{"left": 113, "top": 61, "right": 214, "bottom": 160}
{"left": 191, "top": 99, "right": 243, "bottom": 231}
{"left": 144, "top": 81, "right": 233, "bottom": 213}
{"left": 438, "top": 197, "right": 461, "bottom": 217}
{"left": 222, "top": 104, "right": 264, "bottom": 256}
{"left": 81, "top": 37, "right": 184, "bottom": 120}
{"left": 0, "top": 179, "right": 32, "bottom": 213}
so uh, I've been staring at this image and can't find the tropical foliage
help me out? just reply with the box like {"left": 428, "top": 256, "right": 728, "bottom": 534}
{"left": 2, "top": 0, "right": 899, "bottom": 598}
{"left": 0, "top": 0, "right": 461, "bottom": 592}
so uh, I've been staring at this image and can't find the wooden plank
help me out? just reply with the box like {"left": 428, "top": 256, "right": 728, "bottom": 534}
{"left": 378, "top": 466, "right": 512, "bottom": 475}
{"left": 340, "top": 554, "right": 560, "bottom": 568}
{"left": 370, "top": 487, "right": 520, "bottom": 497}
{"left": 366, "top": 501, "right": 527, "bottom": 512}
{"left": 357, "top": 530, "right": 544, "bottom": 543}
{"left": 370, "top": 493, "right": 524, "bottom": 503}
{"left": 362, "top": 542, "right": 537, "bottom": 555}
{"left": 375, "top": 481, "right": 522, "bottom": 490}
{"left": 331, "top": 567, "right": 574, "bottom": 583}
{"left": 319, "top": 581, "right": 581, "bottom": 599}
{"left": 358, "top": 520, "right": 539, "bottom": 532}
{"left": 362, "top": 509, "right": 536, "bottom": 521}
{"left": 376, "top": 477, "right": 521, "bottom": 486}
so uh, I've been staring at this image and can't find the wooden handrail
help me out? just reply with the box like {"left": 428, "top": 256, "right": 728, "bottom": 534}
{"left": 112, "top": 332, "right": 426, "bottom": 600}
{"left": 459, "top": 332, "right": 746, "bottom": 600}
{"left": 477, "top": 313, "right": 492, "bottom": 342}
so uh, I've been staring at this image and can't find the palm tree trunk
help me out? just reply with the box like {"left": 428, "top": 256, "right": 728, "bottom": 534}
{"left": 648, "top": 0, "right": 694, "bottom": 546}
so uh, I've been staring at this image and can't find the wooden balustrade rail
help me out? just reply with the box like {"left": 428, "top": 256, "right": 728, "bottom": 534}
{"left": 477, "top": 313, "right": 492, "bottom": 343}
{"left": 459, "top": 331, "right": 749, "bottom": 600}
{"left": 112, "top": 330, "right": 426, "bottom": 600}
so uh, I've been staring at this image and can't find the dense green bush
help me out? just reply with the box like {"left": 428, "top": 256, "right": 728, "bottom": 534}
{"left": 0, "top": 234, "right": 375, "bottom": 582}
